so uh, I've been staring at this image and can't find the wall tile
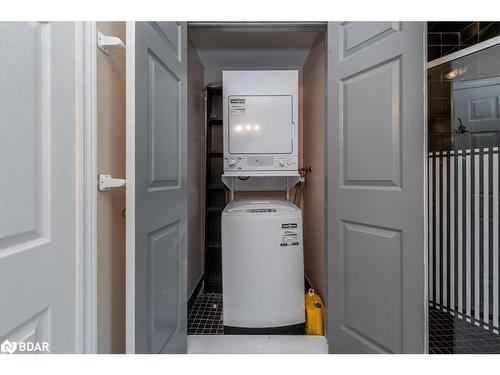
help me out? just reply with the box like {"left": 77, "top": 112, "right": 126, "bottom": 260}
{"left": 442, "top": 45, "right": 459, "bottom": 56}
{"left": 461, "top": 22, "right": 480, "bottom": 45}
{"left": 442, "top": 32, "right": 459, "bottom": 45}
{"left": 479, "top": 22, "right": 500, "bottom": 42}
{"left": 427, "top": 21, "right": 500, "bottom": 61}
{"left": 428, "top": 32, "right": 442, "bottom": 45}
{"left": 428, "top": 45, "right": 442, "bottom": 61}
{"left": 428, "top": 22, "right": 471, "bottom": 33}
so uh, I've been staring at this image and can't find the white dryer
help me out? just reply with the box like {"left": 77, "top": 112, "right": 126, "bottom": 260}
{"left": 221, "top": 199, "right": 305, "bottom": 334}
{"left": 222, "top": 70, "right": 299, "bottom": 174}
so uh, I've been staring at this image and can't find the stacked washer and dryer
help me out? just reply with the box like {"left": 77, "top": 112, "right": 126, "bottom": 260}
{"left": 221, "top": 70, "right": 305, "bottom": 334}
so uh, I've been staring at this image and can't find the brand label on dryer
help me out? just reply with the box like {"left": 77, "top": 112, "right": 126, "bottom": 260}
{"left": 280, "top": 223, "right": 299, "bottom": 247}
{"left": 230, "top": 98, "right": 246, "bottom": 116}
{"left": 230, "top": 98, "right": 245, "bottom": 104}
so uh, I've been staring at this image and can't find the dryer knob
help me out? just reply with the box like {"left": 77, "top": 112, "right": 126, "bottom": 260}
{"left": 279, "top": 160, "right": 286, "bottom": 167}
{"left": 229, "top": 159, "right": 237, "bottom": 167}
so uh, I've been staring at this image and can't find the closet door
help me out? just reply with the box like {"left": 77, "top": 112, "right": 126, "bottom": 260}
{"left": 126, "top": 22, "right": 188, "bottom": 353}
{"left": 326, "top": 22, "right": 425, "bottom": 353}
{"left": 0, "top": 22, "right": 77, "bottom": 353}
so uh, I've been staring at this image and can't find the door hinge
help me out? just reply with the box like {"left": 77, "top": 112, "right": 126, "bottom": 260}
{"left": 98, "top": 174, "right": 126, "bottom": 192}
{"left": 97, "top": 31, "right": 126, "bottom": 55}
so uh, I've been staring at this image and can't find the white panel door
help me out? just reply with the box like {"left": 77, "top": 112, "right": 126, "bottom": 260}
{"left": 327, "top": 22, "right": 425, "bottom": 353}
{"left": 0, "top": 22, "right": 77, "bottom": 353}
{"left": 126, "top": 22, "right": 188, "bottom": 354}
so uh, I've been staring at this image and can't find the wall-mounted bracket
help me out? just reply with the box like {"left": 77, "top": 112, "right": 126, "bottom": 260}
{"left": 97, "top": 31, "right": 126, "bottom": 55}
{"left": 98, "top": 174, "right": 126, "bottom": 192}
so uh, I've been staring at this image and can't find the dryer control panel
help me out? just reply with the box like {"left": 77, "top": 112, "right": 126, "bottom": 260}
{"left": 224, "top": 155, "right": 297, "bottom": 171}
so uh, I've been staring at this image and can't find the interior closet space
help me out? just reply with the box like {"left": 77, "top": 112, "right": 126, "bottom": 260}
{"left": 186, "top": 24, "right": 327, "bottom": 336}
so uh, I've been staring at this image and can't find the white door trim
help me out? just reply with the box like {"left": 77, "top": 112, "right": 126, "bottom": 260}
{"left": 125, "top": 21, "right": 136, "bottom": 354}
{"left": 74, "top": 21, "right": 98, "bottom": 354}
{"left": 423, "top": 23, "right": 429, "bottom": 355}
{"left": 426, "top": 35, "right": 500, "bottom": 69}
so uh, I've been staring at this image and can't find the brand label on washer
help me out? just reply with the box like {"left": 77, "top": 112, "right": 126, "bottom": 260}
{"left": 280, "top": 223, "right": 299, "bottom": 247}
{"left": 229, "top": 97, "right": 245, "bottom": 116}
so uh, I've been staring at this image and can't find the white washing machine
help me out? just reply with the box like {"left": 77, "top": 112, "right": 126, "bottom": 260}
{"left": 221, "top": 199, "right": 305, "bottom": 334}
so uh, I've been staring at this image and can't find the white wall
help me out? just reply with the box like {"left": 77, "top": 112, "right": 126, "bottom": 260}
{"left": 198, "top": 49, "right": 310, "bottom": 86}
{"left": 96, "top": 21, "right": 126, "bottom": 353}
{"left": 302, "top": 33, "right": 326, "bottom": 302}
{"left": 187, "top": 40, "right": 205, "bottom": 298}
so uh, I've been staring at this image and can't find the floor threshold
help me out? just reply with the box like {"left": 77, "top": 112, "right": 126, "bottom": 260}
{"left": 187, "top": 334, "right": 328, "bottom": 354}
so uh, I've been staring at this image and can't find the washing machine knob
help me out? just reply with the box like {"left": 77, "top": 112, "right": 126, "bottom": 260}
{"left": 279, "top": 160, "right": 286, "bottom": 167}
{"left": 228, "top": 159, "right": 237, "bottom": 167}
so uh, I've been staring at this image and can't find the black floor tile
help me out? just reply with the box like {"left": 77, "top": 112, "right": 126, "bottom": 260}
{"left": 187, "top": 292, "right": 224, "bottom": 335}
{"left": 429, "top": 307, "right": 500, "bottom": 354}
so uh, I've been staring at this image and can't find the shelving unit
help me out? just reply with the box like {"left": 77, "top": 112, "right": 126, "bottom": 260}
{"left": 204, "top": 85, "right": 226, "bottom": 293}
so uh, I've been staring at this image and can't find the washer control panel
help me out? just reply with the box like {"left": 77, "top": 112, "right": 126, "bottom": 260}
{"left": 224, "top": 156, "right": 297, "bottom": 171}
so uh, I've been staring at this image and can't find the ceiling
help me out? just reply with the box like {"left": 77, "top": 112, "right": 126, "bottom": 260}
{"left": 189, "top": 31, "right": 321, "bottom": 70}
{"left": 189, "top": 31, "right": 319, "bottom": 50}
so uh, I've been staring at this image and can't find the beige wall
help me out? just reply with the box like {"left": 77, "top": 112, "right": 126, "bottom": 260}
{"left": 302, "top": 33, "right": 326, "bottom": 302}
{"left": 96, "top": 21, "right": 126, "bottom": 354}
{"left": 187, "top": 40, "right": 205, "bottom": 297}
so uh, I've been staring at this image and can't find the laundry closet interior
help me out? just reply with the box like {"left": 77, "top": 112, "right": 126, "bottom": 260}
{"left": 96, "top": 21, "right": 433, "bottom": 354}
{"left": 185, "top": 23, "right": 327, "bottom": 340}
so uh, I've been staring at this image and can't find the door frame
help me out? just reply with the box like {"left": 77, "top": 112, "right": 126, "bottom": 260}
{"left": 75, "top": 21, "right": 99, "bottom": 354}
{"left": 423, "top": 23, "right": 429, "bottom": 354}
{"left": 125, "top": 21, "right": 136, "bottom": 354}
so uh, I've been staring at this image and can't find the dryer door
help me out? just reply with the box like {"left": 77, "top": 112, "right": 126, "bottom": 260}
{"left": 228, "top": 95, "right": 294, "bottom": 154}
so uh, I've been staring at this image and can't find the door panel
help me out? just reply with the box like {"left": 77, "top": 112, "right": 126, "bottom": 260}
{"left": 342, "top": 57, "right": 401, "bottom": 186}
{"left": 327, "top": 22, "right": 425, "bottom": 353}
{"left": 148, "top": 51, "right": 181, "bottom": 187}
{"left": 343, "top": 222, "right": 402, "bottom": 352}
{"left": 342, "top": 21, "right": 400, "bottom": 58}
{"left": 130, "top": 21, "right": 187, "bottom": 354}
{"left": 453, "top": 77, "right": 500, "bottom": 149}
{"left": 0, "top": 22, "right": 77, "bottom": 353}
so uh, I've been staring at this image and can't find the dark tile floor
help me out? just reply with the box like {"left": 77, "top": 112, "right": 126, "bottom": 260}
{"left": 188, "top": 292, "right": 224, "bottom": 335}
{"left": 188, "top": 295, "right": 500, "bottom": 352}
{"left": 429, "top": 307, "right": 500, "bottom": 354}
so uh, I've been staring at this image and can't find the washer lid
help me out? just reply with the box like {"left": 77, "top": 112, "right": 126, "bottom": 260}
{"left": 224, "top": 199, "right": 299, "bottom": 215}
